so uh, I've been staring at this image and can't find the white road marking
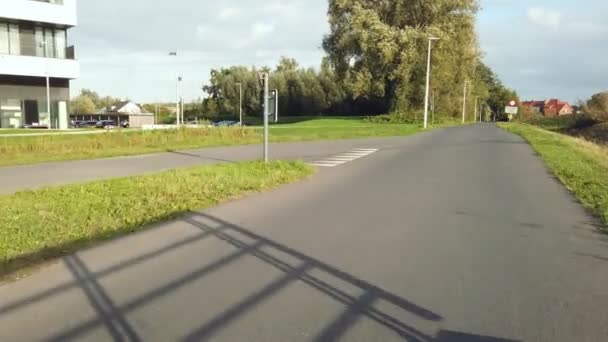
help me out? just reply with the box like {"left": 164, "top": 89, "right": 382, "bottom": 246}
{"left": 310, "top": 148, "right": 379, "bottom": 168}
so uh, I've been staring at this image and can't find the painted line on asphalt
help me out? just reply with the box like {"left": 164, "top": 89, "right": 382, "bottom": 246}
{"left": 310, "top": 148, "right": 379, "bottom": 168}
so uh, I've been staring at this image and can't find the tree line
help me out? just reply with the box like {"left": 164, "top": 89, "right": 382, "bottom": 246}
{"left": 72, "top": 0, "right": 519, "bottom": 122}
{"left": 200, "top": 0, "right": 518, "bottom": 120}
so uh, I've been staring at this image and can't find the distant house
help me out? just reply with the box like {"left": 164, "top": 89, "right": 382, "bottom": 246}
{"left": 544, "top": 99, "right": 573, "bottom": 116}
{"left": 521, "top": 99, "right": 573, "bottom": 117}
{"left": 71, "top": 100, "right": 154, "bottom": 128}
{"left": 97, "top": 101, "right": 148, "bottom": 115}
{"left": 521, "top": 100, "right": 545, "bottom": 114}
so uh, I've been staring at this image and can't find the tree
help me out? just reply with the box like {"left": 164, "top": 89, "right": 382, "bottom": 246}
{"left": 585, "top": 92, "right": 608, "bottom": 122}
{"left": 70, "top": 95, "right": 96, "bottom": 114}
{"left": 323, "top": 0, "right": 481, "bottom": 114}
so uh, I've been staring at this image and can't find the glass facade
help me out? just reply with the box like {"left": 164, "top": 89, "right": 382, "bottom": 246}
{"left": 0, "top": 21, "right": 70, "bottom": 59}
{"left": 0, "top": 98, "right": 67, "bottom": 129}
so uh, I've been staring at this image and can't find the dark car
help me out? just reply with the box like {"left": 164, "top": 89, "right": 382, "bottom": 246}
{"left": 96, "top": 120, "right": 116, "bottom": 129}
{"left": 76, "top": 120, "right": 98, "bottom": 128}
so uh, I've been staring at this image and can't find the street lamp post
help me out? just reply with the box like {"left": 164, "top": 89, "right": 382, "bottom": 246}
{"left": 423, "top": 37, "right": 440, "bottom": 129}
{"left": 462, "top": 81, "right": 470, "bottom": 124}
{"left": 39, "top": 41, "right": 51, "bottom": 129}
{"left": 236, "top": 82, "right": 243, "bottom": 126}
{"left": 259, "top": 72, "right": 270, "bottom": 163}
{"left": 474, "top": 96, "right": 479, "bottom": 123}
{"left": 169, "top": 52, "right": 181, "bottom": 126}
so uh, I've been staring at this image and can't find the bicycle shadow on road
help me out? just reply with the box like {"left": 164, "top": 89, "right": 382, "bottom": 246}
{"left": 0, "top": 212, "right": 518, "bottom": 342}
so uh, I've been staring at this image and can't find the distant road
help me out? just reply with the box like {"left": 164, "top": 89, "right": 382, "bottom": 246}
{"left": 0, "top": 133, "right": 434, "bottom": 195}
{"left": 1, "top": 124, "right": 606, "bottom": 341}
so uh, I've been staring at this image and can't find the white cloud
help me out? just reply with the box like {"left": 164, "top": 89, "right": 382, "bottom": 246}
{"left": 527, "top": 7, "right": 562, "bottom": 30}
{"left": 218, "top": 7, "right": 241, "bottom": 21}
{"left": 251, "top": 22, "right": 275, "bottom": 38}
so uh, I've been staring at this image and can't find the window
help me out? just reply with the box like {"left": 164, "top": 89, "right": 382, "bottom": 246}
{"left": 9, "top": 24, "right": 20, "bottom": 55}
{"left": 0, "top": 22, "right": 69, "bottom": 59}
{"left": 19, "top": 24, "right": 36, "bottom": 57}
{"left": 0, "top": 22, "right": 8, "bottom": 54}
{"left": 35, "top": 27, "right": 45, "bottom": 57}
{"left": 54, "top": 29, "right": 66, "bottom": 59}
{"left": 44, "top": 27, "right": 55, "bottom": 58}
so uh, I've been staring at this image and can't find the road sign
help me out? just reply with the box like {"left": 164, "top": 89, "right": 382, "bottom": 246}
{"left": 505, "top": 106, "right": 519, "bottom": 115}
{"left": 509, "top": 100, "right": 516, "bottom": 106}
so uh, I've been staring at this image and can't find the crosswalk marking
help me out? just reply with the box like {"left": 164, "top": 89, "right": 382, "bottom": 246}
{"left": 310, "top": 148, "right": 379, "bottom": 168}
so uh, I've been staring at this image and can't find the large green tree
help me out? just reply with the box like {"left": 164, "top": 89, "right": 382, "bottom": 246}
{"left": 323, "top": 0, "right": 481, "bottom": 116}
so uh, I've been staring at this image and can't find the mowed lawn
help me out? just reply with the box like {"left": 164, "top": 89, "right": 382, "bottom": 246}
{"left": 500, "top": 123, "right": 608, "bottom": 228}
{"left": 0, "top": 117, "right": 423, "bottom": 167}
{"left": 0, "top": 160, "right": 314, "bottom": 280}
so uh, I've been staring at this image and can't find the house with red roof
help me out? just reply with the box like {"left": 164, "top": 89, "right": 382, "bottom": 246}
{"left": 521, "top": 99, "right": 573, "bottom": 117}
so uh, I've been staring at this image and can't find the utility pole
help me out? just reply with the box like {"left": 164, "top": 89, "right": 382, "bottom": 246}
{"left": 474, "top": 96, "right": 479, "bottom": 123}
{"left": 180, "top": 96, "right": 185, "bottom": 125}
{"left": 236, "top": 82, "right": 243, "bottom": 126}
{"left": 423, "top": 37, "right": 440, "bottom": 129}
{"left": 260, "top": 72, "right": 270, "bottom": 163}
{"left": 40, "top": 42, "right": 51, "bottom": 128}
{"left": 462, "top": 81, "right": 469, "bottom": 124}
{"left": 431, "top": 90, "right": 436, "bottom": 126}
{"left": 169, "top": 52, "right": 181, "bottom": 126}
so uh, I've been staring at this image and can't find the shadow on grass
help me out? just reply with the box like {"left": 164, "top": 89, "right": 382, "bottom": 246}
{"left": 0, "top": 210, "right": 193, "bottom": 282}
{"left": 0, "top": 212, "right": 518, "bottom": 341}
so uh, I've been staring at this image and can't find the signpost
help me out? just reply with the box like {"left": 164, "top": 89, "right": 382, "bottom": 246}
{"left": 505, "top": 100, "right": 519, "bottom": 122}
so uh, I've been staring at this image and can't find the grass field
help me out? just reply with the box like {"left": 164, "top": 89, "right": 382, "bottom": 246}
{"left": 0, "top": 128, "right": 96, "bottom": 135}
{"left": 0, "top": 117, "right": 425, "bottom": 167}
{"left": 500, "top": 123, "right": 608, "bottom": 229}
{"left": 0, "top": 160, "right": 313, "bottom": 280}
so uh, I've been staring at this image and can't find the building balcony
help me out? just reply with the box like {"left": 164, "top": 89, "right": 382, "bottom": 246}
{"left": 0, "top": 0, "right": 77, "bottom": 27}
{"left": 0, "top": 53, "right": 79, "bottom": 79}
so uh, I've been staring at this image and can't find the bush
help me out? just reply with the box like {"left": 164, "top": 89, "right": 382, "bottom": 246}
{"left": 365, "top": 112, "right": 421, "bottom": 124}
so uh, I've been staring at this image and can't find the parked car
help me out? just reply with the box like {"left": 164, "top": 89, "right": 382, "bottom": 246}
{"left": 77, "top": 120, "right": 98, "bottom": 128}
{"left": 214, "top": 120, "right": 240, "bottom": 127}
{"left": 96, "top": 120, "right": 116, "bottom": 129}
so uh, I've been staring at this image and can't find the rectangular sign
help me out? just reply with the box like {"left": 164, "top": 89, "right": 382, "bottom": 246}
{"left": 505, "top": 106, "right": 519, "bottom": 115}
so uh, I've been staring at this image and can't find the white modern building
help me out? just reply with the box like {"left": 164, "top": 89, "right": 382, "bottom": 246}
{"left": 0, "top": 0, "right": 79, "bottom": 129}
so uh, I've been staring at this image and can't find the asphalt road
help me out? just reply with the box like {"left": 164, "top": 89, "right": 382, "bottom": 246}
{"left": 0, "top": 134, "right": 430, "bottom": 195}
{"left": 1, "top": 124, "right": 607, "bottom": 341}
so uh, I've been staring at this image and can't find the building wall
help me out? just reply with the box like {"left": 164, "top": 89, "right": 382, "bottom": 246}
{"left": 0, "top": 0, "right": 77, "bottom": 27}
{"left": 0, "top": 54, "right": 79, "bottom": 79}
{"left": 128, "top": 115, "right": 154, "bottom": 128}
{"left": 559, "top": 105, "right": 573, "bottom": 116}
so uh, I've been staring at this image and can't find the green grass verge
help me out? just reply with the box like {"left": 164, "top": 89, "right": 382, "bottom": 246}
{"left": 0, "top": 128, "right": 96, "bottom": 135}
{"left": 0, "top": 118, "right": 425, "bottom": 167}
{"left": 499, "top": 123, "right": 608, "bottom": 228}
{"left": 0, "top": 160, "right": 314, "bottom": 280}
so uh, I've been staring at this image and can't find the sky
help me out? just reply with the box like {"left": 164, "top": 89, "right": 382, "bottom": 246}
{"left": 70, "top": 0, "right": 608, "bottom": 104}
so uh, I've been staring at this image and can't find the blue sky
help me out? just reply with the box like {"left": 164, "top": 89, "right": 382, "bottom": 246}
{"left": 71, "top": 0, "right": 608, "bottom": 103}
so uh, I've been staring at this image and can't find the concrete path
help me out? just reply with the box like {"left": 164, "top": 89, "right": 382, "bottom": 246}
{"left": 0, "top": 133, "right": 435, "bottom": 195}
{"left": 0, "top": 124, "right": 606, "bottom": 341}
